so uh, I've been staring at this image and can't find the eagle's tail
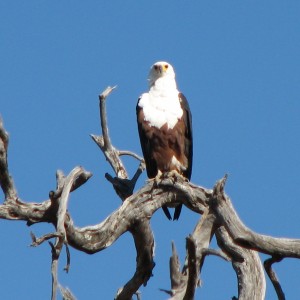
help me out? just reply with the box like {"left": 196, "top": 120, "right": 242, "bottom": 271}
{"left": 162, "top": 205, "right": 172, "bottom": 220}
{"left": 173, "top": 204, "right": 182, "bottom": 221}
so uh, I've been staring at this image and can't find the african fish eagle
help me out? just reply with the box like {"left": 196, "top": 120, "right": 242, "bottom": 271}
{"left": 136, "top": 61, "right": 193, "bottom": 220}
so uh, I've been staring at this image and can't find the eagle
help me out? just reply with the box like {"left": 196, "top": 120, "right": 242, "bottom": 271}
{"left": 136, "top": 61, "right": 193, "bottom": 220}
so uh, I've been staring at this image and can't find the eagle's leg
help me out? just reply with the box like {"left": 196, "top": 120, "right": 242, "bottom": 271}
{"left": 164, "top": 171, "right": 187, "bottom": 221}
{"left": 146, "top": 170, "right": 163, "bottom": 185}
{"left": 166, "top": 170, "right": 187, "bottom": 183}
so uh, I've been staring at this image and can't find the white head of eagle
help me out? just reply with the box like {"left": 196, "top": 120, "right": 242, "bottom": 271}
{"left": 136, "top": 61, "right": 193, "bottom": 220}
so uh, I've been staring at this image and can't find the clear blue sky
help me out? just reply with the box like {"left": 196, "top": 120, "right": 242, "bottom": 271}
{"left": 1, "top": 1, "right": 300, "bottom": 299}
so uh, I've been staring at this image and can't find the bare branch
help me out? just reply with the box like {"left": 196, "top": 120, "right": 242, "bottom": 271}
{"left": 90, "top": 86, "right": 128, "bottom": 181}
{"left": 0, "top": 118, "right": 17, "bottom": 202}
{"left": 0, "top": 197, "right": 53, "bottom": 223}
{"left": 49, "top": 241, "right": 59, "bottom": 300}
{"left": 264, "top": 256, "right": 285, "bottom": 300}
{"left": 116, "top": 221, "right": 155, "bottom": 300}
{"left": 30, "top": 231, "right": 63, "bottom": 247}
{"left": 201, "top": 248, "right": 230, "bottom": 261}
{"left": 131, "top": 161, "right": 145, "bottom": 187}
{"left": 91, "top": 134, "right": 128, "bottom": 181}
{"left": 59, "top": 285, "right": 76, "bottom": 300}
{"left": 216, "top": 226, "right": 266, "bottom": 300}
{"left": 170, "top": 242, "right": 184, "bottom": 290}
{"left": 49, "top": 169, "right": 92, "bottom": 201}
{"left": 118, "top": 150, "right": 144, "bottom": 162}
{"left": 99, "top": 85, "right": 117, "bottom": 150}
{"left": 160, "top": 242, "right": 187, "bottom": 298}
{"left": 56, "top": 167, "right": 84, "bottom": 241}
{"left": 0, "top": 118, "right": 9, "bottom": 149}
{"left": 183, "top": 210, "right": 216, "bottom": 299}
{"left": 212, "top": 185, "right": 300, "bottom": 257}
{"left": 64, "top": 177, "right": 209, "bottom": 254}
{"left": 2, "top": 85, "right": 300, "bottom": 300}
{"left": 159, "top": 177, "right": 210, "bottom": 215}
{"left": 183, "top": 236, "right": 199, "bottom": 300}
{"left": 51, "top": 166, "right": 85, "bottom": 300}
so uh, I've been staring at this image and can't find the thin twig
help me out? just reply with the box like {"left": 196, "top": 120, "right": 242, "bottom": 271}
{"left": 201, "top": 248, "right": 231, "bottom": 261}
{"left": 99, "top": 86, "right": 117, "bottom": 150}
{"left": 264, "top": 256, "right": 285, "bottom": 300}
{"left": 118, "top": 150, "right": 144, "bottom": 162}
{"left": 131, "top": 161, "right": 146, "bottom": 184}
{"left": 30, "top": 231, "right": 63, "bottom": 247}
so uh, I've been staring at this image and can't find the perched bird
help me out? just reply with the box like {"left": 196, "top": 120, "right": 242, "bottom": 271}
{"left": 136, "top": 61, "right": 193, "bottom": 220}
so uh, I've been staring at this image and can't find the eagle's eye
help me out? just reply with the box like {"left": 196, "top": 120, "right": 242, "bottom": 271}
{"left": 154, "top": 65, "right": 158, "bottom": 70}
{"left": 164, "top": 64, "right": 169, "bottom": 69}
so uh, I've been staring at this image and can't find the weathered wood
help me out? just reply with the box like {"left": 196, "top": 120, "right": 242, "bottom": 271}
{"left": 0, "top": 118, "right": 17, "bottom": 202}
{"left": 264, "top": 256, "right": 285, "bottom": 300}
{"left": 212, "top": 186, "right": 300, "bottom": 258}
{"left": 1, "top": 87, "right": 300, "bottom": 299}
{"left": 216, "top": 227, "right": 266, "bottom": 300}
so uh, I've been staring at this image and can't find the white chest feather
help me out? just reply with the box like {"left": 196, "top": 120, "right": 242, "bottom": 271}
{"left": 138, "top": 84, "right": 183, "bottom": 129}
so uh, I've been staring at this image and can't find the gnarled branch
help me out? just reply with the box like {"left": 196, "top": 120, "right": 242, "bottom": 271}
{"left": 1, "top": 87, "right": 300, "bottom": 300}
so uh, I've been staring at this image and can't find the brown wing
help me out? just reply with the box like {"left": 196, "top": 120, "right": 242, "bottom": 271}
{"left": 136, "top": 99, "right": 158, "bottom": 178}
{"left": 178, "top": 93, "right": 193, "bottom": 180}
{"left": 173, "top": 93, "right": 193, "bottom": 221}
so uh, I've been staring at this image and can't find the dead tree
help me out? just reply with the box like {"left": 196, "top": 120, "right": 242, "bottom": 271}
{"left": 0, "top": 86, "right": 300, "bottom": 300}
